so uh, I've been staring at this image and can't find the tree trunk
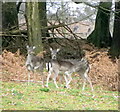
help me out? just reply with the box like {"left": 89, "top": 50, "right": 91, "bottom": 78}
{"left": 0, "top": 2, "right": 2, "bottom": 54}
{"left": 39, "top": 2, "right": 49, "bottom": 37}
{"left": 87, "top": 2, "right": 112, "bottom": 48}
{"left": 26, "top": 1, "right": 43, "bottom": 54}
{"left": 109, "top": 2, "right": 120, "bottom": 58}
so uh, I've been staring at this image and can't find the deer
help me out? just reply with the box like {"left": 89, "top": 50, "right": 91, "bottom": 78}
{"left": 25, "top": 45, "right": 45, "bottom": 87}
{"left": 45, "top": 47, "right": 94, "bottom": 91}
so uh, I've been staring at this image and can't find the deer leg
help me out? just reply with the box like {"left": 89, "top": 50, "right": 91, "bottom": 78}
{"left": 27, "top": 65, "right": 32, "bottom": 85}
{"left": 27, "top": 68, "right": 34, "bottom": 85}
{"left": 82, "top": 79, "right": 87, "bottom": 91}
{"left": 63, "top": 75, "right": 69, "bottom": 88}
{"left": 53, "top": 71, "right": 59, "bottom": 88}
{"left": 53, "top": 78, "right": 59, "bottom": 88}
{"left": 82, "top": 72, "right": 94, "bottom": 91}
{"left": 28, "top": 71, "right": 30, "bottom": 85}
{"left": 85, "top": 75, "right": 94, "bottom": 91}
{"left": 64, "top": 71, "right": 72, "bottom": 88}
{"left": 40, "top": 71, "right": 45, "bottom": 88}
{"left": 65, "top": 75, "right": 72, "bottom": 88}
{"left": 63, "top": 75, "right": 68, "bottom": 84}
{"left": 45, "top": 69, "right": 52, "bottom": 87}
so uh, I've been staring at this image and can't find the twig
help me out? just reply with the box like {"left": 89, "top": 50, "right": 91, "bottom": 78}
{"left": 11, "top": 79, "right": 42, "bottom": 83}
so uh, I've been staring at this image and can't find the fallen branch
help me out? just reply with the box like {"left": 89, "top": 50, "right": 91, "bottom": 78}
{"left": 11, "top": 79, "right": 42, "bottom": 83}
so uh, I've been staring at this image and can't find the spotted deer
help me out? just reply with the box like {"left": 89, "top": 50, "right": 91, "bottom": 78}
{"left": 25, "top": 45, "right": 45, "bottom": 87}
{"left": 45, "top": 48, "right": 93, "bottom": 91}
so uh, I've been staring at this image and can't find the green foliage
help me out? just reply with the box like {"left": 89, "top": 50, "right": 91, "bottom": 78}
{"left": 39, "top": 88, "right": 50, "bottom": 92}
{"left": 2, "top": 81, "right": 118, "bottom": 110}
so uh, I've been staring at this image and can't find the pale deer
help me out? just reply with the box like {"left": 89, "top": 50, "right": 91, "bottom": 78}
{"left": 26, "top": 45, "right": 45, "bottom": 87}
{"left": 45, "top": 48, "right": 93, "bottom": 91}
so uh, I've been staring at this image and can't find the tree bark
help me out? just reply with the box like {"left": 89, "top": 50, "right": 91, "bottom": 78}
{"left": 0, "top": 2, "right": 2, "bottom": 54}
{"left": 26, "top": 1, "right": 43, "bottom": 54}
{"left": 87, "top": 2, "right": 112, "bottom": 48}
{"left": 39, "top": 2, "right": 49, "bottom": 37}
{"left": 109, "top": 2, "right": 120, "bottom": 58}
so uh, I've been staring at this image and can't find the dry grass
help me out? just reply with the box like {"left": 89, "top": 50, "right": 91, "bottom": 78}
{"left": 1, "top": 47, "right": 119, "bottom": 91}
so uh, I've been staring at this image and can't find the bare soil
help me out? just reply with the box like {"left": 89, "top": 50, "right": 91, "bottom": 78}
{"left": 1, "top": 46, "right": 119, "bottom": 91}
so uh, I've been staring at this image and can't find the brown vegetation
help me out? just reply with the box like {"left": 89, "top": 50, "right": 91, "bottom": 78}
{"left": 1, "top": 47, "right": 119, "bottom": 91}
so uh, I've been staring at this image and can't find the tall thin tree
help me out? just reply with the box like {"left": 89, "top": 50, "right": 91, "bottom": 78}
{"left": 110, "top": 2, "right": 120, "bottom": 58}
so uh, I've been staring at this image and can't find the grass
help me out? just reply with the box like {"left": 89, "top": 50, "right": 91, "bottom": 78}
{"left": 1, "top": 81, "right": 118, "bottom": 110}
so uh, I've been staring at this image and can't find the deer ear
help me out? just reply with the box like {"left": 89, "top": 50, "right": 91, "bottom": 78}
{"left": 33, "top": 46, "right": 36, "bottom": 49}
{"left": 57, "top": 48, "right": 60, "bottom": 52}
{"left": 26, "top": 45, "right": 29, "bottom": 49}
{"left": 50, "top": 47, "right": 52, "bottom": 51}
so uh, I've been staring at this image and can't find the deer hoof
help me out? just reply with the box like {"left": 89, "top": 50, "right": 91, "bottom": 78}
{"left": 45, "top": 85, "right": 48, "bottom": 88}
